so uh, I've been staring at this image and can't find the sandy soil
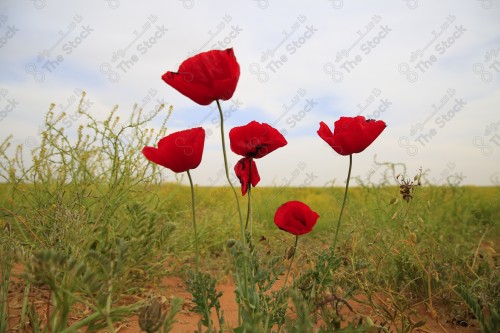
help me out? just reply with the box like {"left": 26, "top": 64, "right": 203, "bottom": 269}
{"left": 116, "top": 275, "right": 480, "bottom": 333}
{"left": 4, "top": 264, "right": 481, "bottom": 332}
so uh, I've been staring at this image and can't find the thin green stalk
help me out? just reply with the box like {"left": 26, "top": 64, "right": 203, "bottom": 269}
{"left": 0, "top": 264, "right": 11, "bottom": 333}
{"left": 332, "top": 154, "right": 352, "bottom": 252}
{"left": 58, "top": 311, "right": 103, "bottom": 333}
{"left": 19, "top": 282, "right": 31, "bottom": 333}
{"left": 284, "top": 236, "right": 299, "bottom": 288}
{"left": 58, "top": 303, "right": 135, "bottom": 333}
{"left": 187, "top": 170, "right": 199, "bottom": 274}
{"left": 245, "top": 158, "right": 253, "bottom": 236}
{"left": 246, "top": 185, "right": 252, "bottom": 236}
{"left": 105, "top": 264, "right": 115, "bottom": 333}
{"left": 216, "top": 99, "right": 251, "bottom": 321}
{"left": 169, "top": 205, "right": 210, "bottom": 333}
{"left": 216, "top": 100, "right": 245, "bottom": 243}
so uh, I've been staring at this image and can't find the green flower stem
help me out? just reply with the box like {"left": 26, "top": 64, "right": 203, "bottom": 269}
{"left": 215, "top": 100, "right": 245, "bottom": 244}
{"left": 284, "top": 236, "right": 299, "bottom": 288}
{"left": 332, "top": 154, "right": 352, "bottom": 252}
{"left": 215, "top": 99, "right": 251, "bottom": 319}
{"left": 245, "top": 158, "right": 253, "bottom": 236}
{"left": 246, "top": 183, "right": 253, "bottom": 237}
{"left": 187, "top": 172, "right": 213, "bottom": 330}
{"left": 187, "top": 170, "right": 212, "bottom": 330}
{"left": 187, "top": 170, "right": 199, "bottom": 274}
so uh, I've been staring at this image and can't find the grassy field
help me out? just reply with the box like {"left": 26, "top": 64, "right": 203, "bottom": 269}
{"left": 1, "top": 182, "right": 498, "bottom": 332}
{"left": 0, "top": 101, "right": 498, "bottom": 332}
{"left": 155, "top": 184, "right": 499, "bottom": 272}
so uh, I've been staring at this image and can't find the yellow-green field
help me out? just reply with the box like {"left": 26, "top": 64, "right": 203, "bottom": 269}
{"left": 1, "top": 182, "right": 498, "bottom": 332}
{"left": 0, "top": 105, "right": 498, "bottom": 332}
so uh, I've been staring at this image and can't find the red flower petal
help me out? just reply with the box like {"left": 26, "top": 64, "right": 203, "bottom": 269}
{"left": 234, "top": 157, "right": 260, "bottom": 196}
{"left": 317, "top": 116, "right": 386, "bottom": 155}
{"left": 274, "top": 201, "right": 319, "bottom": 236}
{"left": 162, "top": 48, "right": 240, "bottom": 105}
{"left": 229, "top": 121, "right": 287, "bottom": 158}
{"left": 142, "top": 127, "right": 205, "bottom": 173}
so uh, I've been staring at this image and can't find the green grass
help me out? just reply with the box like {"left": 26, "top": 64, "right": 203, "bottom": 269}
{"left": 155, "top": 183, "right": 499, "bottom": 255}
{"left": 2, "top": 183, "right": 498, "bottom": 331}
{"left": 0, "top": 96, "right": 498, "bottom": 332}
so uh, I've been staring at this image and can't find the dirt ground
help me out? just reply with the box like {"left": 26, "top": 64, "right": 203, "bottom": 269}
{"left": 118, "top": 275, "right": 480, "bottom": 333}
{"left": 4, "top": 264, "right": 481, "bottom": 332}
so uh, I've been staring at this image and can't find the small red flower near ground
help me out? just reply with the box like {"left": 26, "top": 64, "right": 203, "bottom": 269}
{"left": 229, "top": 121, "right": 287, "bottom": 159}
{"left": 234, "top": 157, "right": 260, "bottom": 196}
{"left": 161, "top": 48, "right": 240, "bottom": 105}
{"left": 142, "top": 127, "right": 205, "bottom": 173}
{"left": 274, "top": 201, "right": 320, "bottom": 236}
{"left": 317, "top": 116, "right": 386, "bottom": 155}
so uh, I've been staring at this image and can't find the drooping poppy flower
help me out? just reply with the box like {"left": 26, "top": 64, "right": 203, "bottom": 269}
{"left": 142, "top": 127, "right": 205, "bottom": 173}
{"left": 274, "top": 201, "right": 319, "bottom": 236}
{"left": 234, "top": 157, "right": 260, "bottom": 195}
{"left": 161, "top": 48, "right": 240, "bottom": 105}
{"left": 229, "top": 121, "right": 287, "bottom": 195}
{"left": 229, "top": 121, "right": 287, "bottom": 159}
{"left": 317, "top": 116, "right": 386, "bottom": 155}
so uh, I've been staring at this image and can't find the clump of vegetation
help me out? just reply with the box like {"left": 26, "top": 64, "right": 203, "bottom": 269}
{"left": 0, "top": 93, "right": 182, "bottom": 332}
{"left": 0, "top": 93, "right": 498, "bottom": 332}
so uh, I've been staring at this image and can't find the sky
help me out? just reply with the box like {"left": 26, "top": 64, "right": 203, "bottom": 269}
{"left": 0, "top": 0, "right": 499, "bottom": 187}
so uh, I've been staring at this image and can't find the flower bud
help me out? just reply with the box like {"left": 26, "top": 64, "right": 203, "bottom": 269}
{"left": 286, "top": 246, "right": 296, "bottom": 259}
{"left": 139, "top": 298, "right": 164, "bottom": 333}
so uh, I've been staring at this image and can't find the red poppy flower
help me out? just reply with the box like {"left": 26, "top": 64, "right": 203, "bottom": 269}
{"left": 234, "top": 157, "right": 260, "bottom": 195}
{"left": 317, "top": 116, "right": 386, "bottom": 155}
{"left": 229, "top": 121, "right": 287, "bottom": 159}
{"left": 161, "top": 48, "right": 240, "bottom": 105}
{"left": 142, "top": 127, "right": 205, "bottom": 173}
{"left": 274, "top": 201, "right": 319, "bottom": 236}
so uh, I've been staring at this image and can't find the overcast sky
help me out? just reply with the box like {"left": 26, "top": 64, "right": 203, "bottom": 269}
{"left": 1, "top": 0, "right": 499, "bottom": 187}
